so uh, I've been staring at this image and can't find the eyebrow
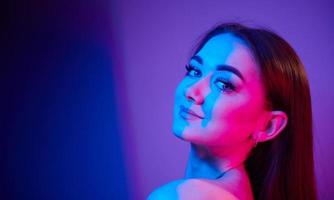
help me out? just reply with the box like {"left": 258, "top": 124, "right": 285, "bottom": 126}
{"left": 190, "top": 55, "right": 245, "bottom": 81}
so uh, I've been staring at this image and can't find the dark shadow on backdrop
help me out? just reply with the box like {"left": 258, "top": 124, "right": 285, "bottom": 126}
{"left": 2, "top": 0, "right": 129, "bottom": 199}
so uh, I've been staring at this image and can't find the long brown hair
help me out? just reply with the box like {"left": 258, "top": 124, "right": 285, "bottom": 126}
{"left": 193, "top": 23, "right": 317, "bottom": 200}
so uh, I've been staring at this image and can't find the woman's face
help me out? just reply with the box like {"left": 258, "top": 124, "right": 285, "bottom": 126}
{"left": 173, "top": 33, "right": 268, "bottom": 147}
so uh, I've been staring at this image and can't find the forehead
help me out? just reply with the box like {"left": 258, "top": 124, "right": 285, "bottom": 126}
{"left": 196, "top": 33, "right": 261, "bottom": 81}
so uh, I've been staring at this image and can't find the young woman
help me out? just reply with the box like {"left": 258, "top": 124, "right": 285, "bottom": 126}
{"left": 148, "top": 23, "right": 317, "bottom": 200}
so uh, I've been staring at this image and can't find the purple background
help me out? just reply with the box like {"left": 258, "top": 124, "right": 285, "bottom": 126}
{"left": 111, "top": 0, "right": 334, "bottom": 199}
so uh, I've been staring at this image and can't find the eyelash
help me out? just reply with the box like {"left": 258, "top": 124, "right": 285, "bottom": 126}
{"left": 215, "top": 78, "right": 236, "bottom": 92}
{"left": 184, "top": 65, "right": 236, "bottom": 92}
{"left": 185, "top": 64, "right": 201, "bottom": 77}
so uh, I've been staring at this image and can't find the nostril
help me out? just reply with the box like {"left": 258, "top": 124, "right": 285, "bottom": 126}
{"left": 184, "top": 76, "right": 210, "bottom": 105}
{"left": 186, "top": 93, "right": 196, "bottom": 102}
{"left": 185, "top": 86, "right": 204, "bottom": 104}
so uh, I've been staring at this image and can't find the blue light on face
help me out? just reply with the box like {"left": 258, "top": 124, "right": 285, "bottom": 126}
{"left": 172, "top": 34, "right": 244, "bottom": 140}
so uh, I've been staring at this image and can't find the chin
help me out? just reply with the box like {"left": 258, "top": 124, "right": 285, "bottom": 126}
{"left": 172, "top": 124, "right": 203, "bottom": 144}
{"left": 172, "top": 123, "right": 185, "bottom": 140}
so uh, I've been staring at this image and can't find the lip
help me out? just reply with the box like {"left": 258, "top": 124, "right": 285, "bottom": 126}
{"left": 179, "top": 105, "right": 204, "bottom": 119}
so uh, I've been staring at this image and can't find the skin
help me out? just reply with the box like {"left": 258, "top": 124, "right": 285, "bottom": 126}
{"left": 148, "top": 33, "right": 287, "bottom": 200}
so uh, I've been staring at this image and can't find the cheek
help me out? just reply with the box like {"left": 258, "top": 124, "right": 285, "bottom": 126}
{"left": 174, "top": 80, "right": 186, "bottom": 105}
{"left": 208, "top": 94, "right": 264, "bottom": 141}
{"left": 173, "top": 80, "right": 190, "bottom": 122}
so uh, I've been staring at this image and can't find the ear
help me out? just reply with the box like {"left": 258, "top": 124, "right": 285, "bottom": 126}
{"left": 255, "top": 111, "right": 288, "bottom": 143}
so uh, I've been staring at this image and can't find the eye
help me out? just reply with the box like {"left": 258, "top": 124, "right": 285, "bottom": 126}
{"left": 185, "top": 65, "right": 202, "bottom": 77}
{"left": 215, "top": 78, "right": 236, "bottom": 92}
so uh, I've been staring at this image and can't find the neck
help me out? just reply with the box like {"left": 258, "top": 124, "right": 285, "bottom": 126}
{"left": 184, "top": 142, "right": 252, "bottom": 179}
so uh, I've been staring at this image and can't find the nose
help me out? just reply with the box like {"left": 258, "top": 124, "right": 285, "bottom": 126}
{"left": 185, "top": 76, "right": 210, "bottom": 105}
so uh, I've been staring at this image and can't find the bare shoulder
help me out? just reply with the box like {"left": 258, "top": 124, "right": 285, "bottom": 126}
{"left": 147, "top": 179, "right": 239, "bottom": 200}
{"left": 147, "top": 180, "right": 183, "bottom": 200}
{"left": 178, "top": 179, "right": 239, "bottom": 200}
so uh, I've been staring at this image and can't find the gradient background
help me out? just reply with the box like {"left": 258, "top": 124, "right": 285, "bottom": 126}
{"left": 2, "top": 0, "right": 333, "bottom": 199}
